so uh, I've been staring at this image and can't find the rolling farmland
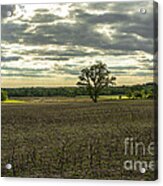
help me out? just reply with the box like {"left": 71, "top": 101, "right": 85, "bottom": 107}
{"left": 1, "top": 99, "right": 157, "bottom": 180}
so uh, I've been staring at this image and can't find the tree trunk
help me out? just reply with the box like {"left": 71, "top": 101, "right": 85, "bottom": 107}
{"left": 92, "top": 96, "right": 97, "bottom": 103}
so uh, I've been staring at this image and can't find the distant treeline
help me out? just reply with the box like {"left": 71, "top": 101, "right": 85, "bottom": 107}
{"left": 2, "top": 82, "right": 157, "bottom": 99}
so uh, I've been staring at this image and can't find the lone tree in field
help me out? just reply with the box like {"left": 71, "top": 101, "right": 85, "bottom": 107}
{"left": 77, "top": 62, "right": 116, "bottom": 103}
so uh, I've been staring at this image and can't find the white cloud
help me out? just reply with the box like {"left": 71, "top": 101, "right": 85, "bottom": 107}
{"left": 1, "top": 1, "right": 156, "bottom": 87}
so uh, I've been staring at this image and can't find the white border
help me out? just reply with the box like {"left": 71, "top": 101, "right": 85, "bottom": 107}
{"left": 0, "top": 0, "right": 162, "bottom": 185}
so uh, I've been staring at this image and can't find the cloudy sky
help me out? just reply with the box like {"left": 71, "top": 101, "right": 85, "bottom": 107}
{"left": 1, "top": 1, "right": 157, "bottom": 88}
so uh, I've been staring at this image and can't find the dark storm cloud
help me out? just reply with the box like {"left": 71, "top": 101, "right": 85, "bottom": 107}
{"left": 111, "top": 34, "right": 153, "bottom": 53}
{"left": 134, "top": 72, "right": 154, "bottom": 77}
{"left": 109, "top": 66, "right": 140, "bottom": 70}
{"left": 1, "top": 66, "right": 51, "bottom": 78}
{"left": 88, "top": 1, "right": 152, "bottom": 15}
{"left": 106, "top": 50, "right": 137, "bottom": 56}
{"left": 1, "top": 67, "right": 49, "bottom": 71}
{"left": 29, "top": 22, "right": 152, "bottom": 53}
{"left": 34, "top": 57, "right": 69, "bottom": 61}
{"left": 64, "top": 64, "right": 78, "bottom": 67}
{"left": 1, "top": 73, "right": 50, "bottom": 77}
{"left": 148, "top": 67, "right": 155, "bottom": 71}
{"left": 57, "top": 50, "right": 100, "bottom": 57}
{"left": 106, "top": 1, "right": 149, "bottom": 12}
{"left": 1, "top": 1, "right": 154, "bottom": 55}
{"left": 88, "top": 2, "right": 110, "bottom": 10}
{"left": 16, "top": 49, "right": 60, "bottom": 56}
{"left": 59, "top": 68, "right": 80, "bottom": 76}
{"left": 17, "top": 49, "right": 53, "bottom": 56}
{"left": 1, "top": 2, "right": 157, "bottom": 85}
{"left": 53, "top": 65, "right": 80, "bottom": 75}
{"left": 76, "top": 8, "right": 154, "bottom": 40}
{"left": 138, "top": 59, "right": 156, "bottom": 71}
{"left": 1, "top": 1, "right": 156, "bottom": 81}
{"left": 33, "top": 49, "right": 101, "bottom": 57}
{"left": 1, "top": 56, "right": 22, "bottom": 62}
{"left": 112, "top": 71, "right": 127, "bottom": 75}
{"left": 118, "top": 23, "right": 153, "bottom": 38}
{"left": 77, "top": 11, "right": 130, "bottom": 24}
{"left": 34, "top": 8, "right": 49, "bottom": 13}
{"left": 1, "top": 22, "right": 29, "bottom": 43}
{"left": 1, "top": 5, "right": 16, "bottom": 19}
{"left": 139, "top": 58, "right": 153, "bottom": 64}
{"left": 31, "top": 13, "right": 59, "bottom": 23}
{"left": 64, "top": 69, "right": 79, "bottom": 75}
{"left": 17, "top": 48, "right": 101, "bottom": 59}
{"left": 33, "top": 23, "right": 102, "bottom": 46}
{"left": 76, "top": 1, "right": 154, "bottom": 45}
{"left": 138, "top": 58, "right": 157, "bottom": 73}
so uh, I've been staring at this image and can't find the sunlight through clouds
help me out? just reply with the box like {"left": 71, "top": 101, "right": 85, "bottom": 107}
{"left": 1, "top": 1, "right": 156, "bottom": 87}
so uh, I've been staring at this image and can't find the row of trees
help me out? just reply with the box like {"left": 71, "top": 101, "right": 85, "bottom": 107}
{"left": 126, "top": 90, "right": 156, "bottom": 99}
{"left": 2, "top": 84, "right": 156, "bottom": 99}
{"left": 1, "top": 63, "right": 157, "bottom": 102}
{"left": 1, "top": 90, "right": 8, "bottom": 101}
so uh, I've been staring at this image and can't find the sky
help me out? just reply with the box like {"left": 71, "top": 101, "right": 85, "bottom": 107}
{"left": 1, "top": 1, "right": 157, "bottom": 88}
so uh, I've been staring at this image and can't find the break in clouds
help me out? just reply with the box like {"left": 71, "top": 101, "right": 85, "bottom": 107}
{"left": 1, "top": 1, "right": 157, "bottom": 87}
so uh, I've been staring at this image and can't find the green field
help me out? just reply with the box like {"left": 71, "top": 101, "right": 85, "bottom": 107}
{"left": 2, "top": 95, "right": 128, "bottom": 104}
{"left": 2, "top": 99, "right": 26, "bottom": 104}
{"left": 1, "top": 99, "right": 157, "bottom": 180}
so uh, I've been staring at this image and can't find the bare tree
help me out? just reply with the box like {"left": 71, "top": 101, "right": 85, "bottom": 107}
{"left": 77, "top": 62, "right": 116, "bottom": 103}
